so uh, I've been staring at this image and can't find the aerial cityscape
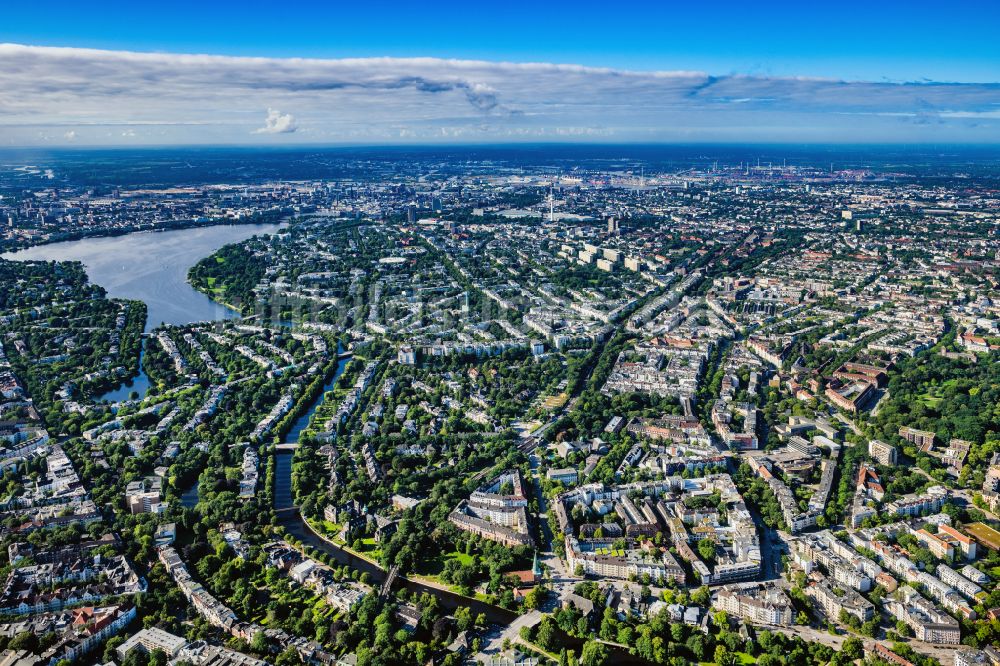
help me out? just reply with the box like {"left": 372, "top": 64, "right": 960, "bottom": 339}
{"left": 1, "top": 4, "right": 999, "bottom": 666}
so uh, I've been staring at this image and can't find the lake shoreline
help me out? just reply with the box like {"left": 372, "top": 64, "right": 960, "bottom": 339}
{"left": 0, "top": 216, "right": 288, "bottom": 255}
{"left": 2, "top": 221, "right": 287, "bottom": 332}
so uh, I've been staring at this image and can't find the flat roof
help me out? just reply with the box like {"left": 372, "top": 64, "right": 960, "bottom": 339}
{"left": 965, "top": 522, "right": 1000, "bottom": 550}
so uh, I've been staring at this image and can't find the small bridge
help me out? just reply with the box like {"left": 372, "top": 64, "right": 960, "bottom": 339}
{"left": 380, "top": 564, "right": 400, "bottom": 598}
{"left": 275, "top": 442, "right": 299, "bottom": 451}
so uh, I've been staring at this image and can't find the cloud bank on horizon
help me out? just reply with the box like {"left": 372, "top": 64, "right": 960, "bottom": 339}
{"left": 0, "top": 43, "right": 998, "bottom": 146}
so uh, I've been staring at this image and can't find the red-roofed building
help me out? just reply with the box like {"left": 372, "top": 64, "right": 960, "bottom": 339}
{"left": 938, "top": 524, "right": 977, "bottom": 560}
{"left": 870, "top": 644, "right": 915, "bottom": 666}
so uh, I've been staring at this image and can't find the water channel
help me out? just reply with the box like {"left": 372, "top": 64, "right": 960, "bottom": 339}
{"left": 3, "top": 223, "right": 285, "bottom": 404}
{"left": 3, "top": 224, "right": 639, "bottom": 657}
{"left": 269, "top": 348, "right": 523, "bottom": 625}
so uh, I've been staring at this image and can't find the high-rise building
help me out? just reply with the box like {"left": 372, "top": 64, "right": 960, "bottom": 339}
{"left": 868, "top": 439, "right": 897, "bottom": 466}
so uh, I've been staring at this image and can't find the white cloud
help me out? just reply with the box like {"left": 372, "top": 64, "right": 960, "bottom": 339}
{"left": 0, "top": 43, "right": 996, "bottom": 145}
{"left": 63, "top": 130, "right": 76, "bottom": 141}
{"left": 940, "top": 109, "right": 1000, "bottom": 119}
{"left": 253, "top": 107, "right": 298, "bottom": 134}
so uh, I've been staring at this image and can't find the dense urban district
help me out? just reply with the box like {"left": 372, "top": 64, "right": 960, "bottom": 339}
{"left": 0, "top": 153, "right": 999, "bottom": 666}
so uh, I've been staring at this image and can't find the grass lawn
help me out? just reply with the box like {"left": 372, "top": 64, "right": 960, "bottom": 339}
{"left": 410, "top": 550, "right": 484, "bottom": 596}
{"left": 448, "top": 551, "right": 475, "bottom": 566}
{"left": 415, "top": 549, "right": 475, "bottom": 578}
{"left": 320, "top": 521, "right": 346, "bottom": 544}
{"left": 410, "top": 573, "right": 468, "bottom": 596}
{"left": 354, "top": 537, "right": 383, "bottom": 559}
{"left": 699, "top": 653, "right": 757, "bottom": 666}
{"left": 918, "top": 392, "right": 943, "bottom": 408}
{"left": 540, "top": 392, "right": 569, "bottom": 410}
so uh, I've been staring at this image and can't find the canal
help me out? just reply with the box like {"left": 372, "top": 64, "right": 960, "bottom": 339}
{"left": 5, "top": 223, "right": 640, "bottom": 659}
{"left": 271, "top": 372, "right": 644, "bottom": 661}
{"left": 284, "top": 345, "right": 350, "bottom": 446}
{"left": 96, "top": 340, "right": 152, "bottom": 403}
{"left": 271, "top": 379, "right": 522, "bottom": 626}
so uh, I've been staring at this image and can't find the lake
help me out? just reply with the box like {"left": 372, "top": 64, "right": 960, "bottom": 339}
{"left": 2, "top": 223, "right": 285, "bottom": 332}
{"left": 96, "top": 344, "right": 152, "bottom": 403}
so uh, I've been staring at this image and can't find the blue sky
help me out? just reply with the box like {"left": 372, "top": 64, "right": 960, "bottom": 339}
{"left": 6, "top": 0, "right": 999, "bottom": 81}
{"left": 1, "top": 1, "right": 999, "bottom": 145}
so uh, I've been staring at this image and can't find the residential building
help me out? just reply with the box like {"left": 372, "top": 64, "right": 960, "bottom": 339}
{"left": 868, "top": 439, "right": 898, "bottom": 466}
{"left": 117, "top": 627, "right": 187, "bottom": 659}
{"left": 899, "top": 427, "right": 935, "bottom": 451}
{"left": 807, "top": 579, "right": 875, "bottom": 623}
{"left": 713, "top": 585, "right": 794, "bottom": 626}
